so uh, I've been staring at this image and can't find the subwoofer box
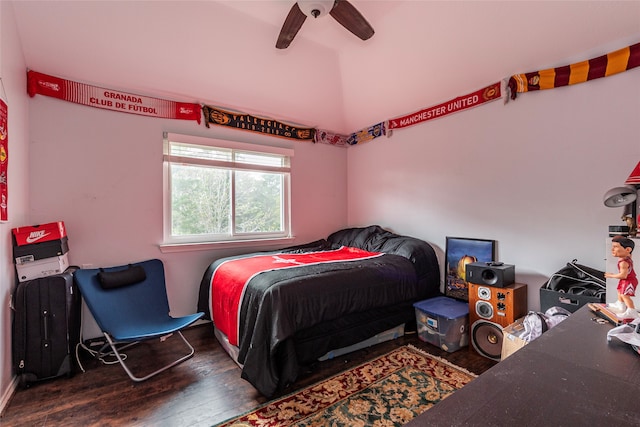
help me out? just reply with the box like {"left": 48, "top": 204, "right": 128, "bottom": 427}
{"left": 465, "top": 262, "right": 515, "bottom": 288}
{"left": 470, "top": 320, "right": 504, "bottom": 361}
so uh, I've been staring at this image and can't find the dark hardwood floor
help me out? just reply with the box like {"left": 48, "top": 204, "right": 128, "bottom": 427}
{"left": 1, "top": 323, "right": 496, "bottom": 426}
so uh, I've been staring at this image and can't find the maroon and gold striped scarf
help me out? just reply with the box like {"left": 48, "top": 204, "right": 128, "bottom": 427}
{"left": 508, "top": 43, "right": 640, "bottom": 100}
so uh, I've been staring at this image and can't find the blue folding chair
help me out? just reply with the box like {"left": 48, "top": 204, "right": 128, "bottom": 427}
{"left": 74, "top": 259, "right": 204, "bottom": 382}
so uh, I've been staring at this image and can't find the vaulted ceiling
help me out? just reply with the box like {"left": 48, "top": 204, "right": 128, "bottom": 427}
{"left": 11, "top": 1, "right": 640, "bottom": 134}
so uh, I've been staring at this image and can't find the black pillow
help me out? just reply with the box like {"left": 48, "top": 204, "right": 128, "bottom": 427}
{"left": 97, "top": 265, "right": 146, "bottom": 289}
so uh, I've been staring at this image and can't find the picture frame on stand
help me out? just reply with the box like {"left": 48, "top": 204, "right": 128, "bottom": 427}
{"left": 445, "top": 237, "right": 496, "bottom": 302}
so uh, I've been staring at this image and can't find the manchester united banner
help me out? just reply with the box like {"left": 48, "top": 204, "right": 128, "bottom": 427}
{"left": 508, "top": 42, "right": 640, "bottom": 100}
{"left": 388, "top": 82, "right": 501, "bottom": 130}
{"left": 27, "top": 70, "right": 201, "bottom": 123}
{"left": 202, "top": 105, "right": 315, "bottom": 141}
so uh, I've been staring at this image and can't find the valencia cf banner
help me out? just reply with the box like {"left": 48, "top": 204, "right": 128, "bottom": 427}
{"left": 388, "top": 83, "right": 501, "bottom": 130}
{"left": 508, "top": 43, "right": 640, "bottom": 100}
{"left": 0, "top": 91, "right": 7, "bottom": 222}
{"left": 202, "top": 105, "right": 315, "bottom": 141}
{"left": 27, "top": 70, "right": 202, "bottom": 123}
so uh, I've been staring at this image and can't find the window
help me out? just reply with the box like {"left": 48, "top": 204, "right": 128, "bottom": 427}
{"left": 162, "top": 133, "right": 292, "bottom": 246}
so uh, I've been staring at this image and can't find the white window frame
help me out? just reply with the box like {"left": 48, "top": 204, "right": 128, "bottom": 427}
{"left": 160, "top": 132, "right": 294, "bottom": 252}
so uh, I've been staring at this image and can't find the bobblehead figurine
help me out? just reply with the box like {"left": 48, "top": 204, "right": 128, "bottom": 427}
{"left": 605, "top": 236, "right": 639, "bottom": 319}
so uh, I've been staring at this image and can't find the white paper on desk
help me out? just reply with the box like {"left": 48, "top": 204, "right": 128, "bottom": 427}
{"left": 607, "top": 318, "right": 640, "bottom": 346}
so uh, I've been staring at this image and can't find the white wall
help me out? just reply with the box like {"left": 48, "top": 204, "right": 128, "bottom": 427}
{"left": 0, "top": 0, "right": 29, "bottom": 412}
{"left": 347, "top": 69, "right": 640, "bottom": 310}
{"left": 27, "top": 96, "right": 348, "bottom": 320}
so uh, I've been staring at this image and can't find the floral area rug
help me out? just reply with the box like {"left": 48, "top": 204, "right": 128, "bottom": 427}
{"left": 214, "top": 344, "right": 476, "bottom": 427}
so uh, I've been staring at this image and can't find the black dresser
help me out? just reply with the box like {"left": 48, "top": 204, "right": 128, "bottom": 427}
{"left": 406, "top": 305, "right": 640, "bottom": 426}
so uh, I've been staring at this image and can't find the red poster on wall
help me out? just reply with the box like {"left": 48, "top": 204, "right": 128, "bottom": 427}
{"left": 0, "top": 90, "right": 7, "bottom": 222}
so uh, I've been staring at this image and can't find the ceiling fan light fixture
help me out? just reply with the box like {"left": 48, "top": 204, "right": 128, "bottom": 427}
{"left": 276, "top": 0, "right": 374, "bottom": 49}
{"left": 298, "top": 0, "right": 334, "bottom": 18}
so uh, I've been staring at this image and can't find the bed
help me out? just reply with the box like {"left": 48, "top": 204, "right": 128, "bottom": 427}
{"left": 197, "top": 225, "right": 441, "bottom": 397}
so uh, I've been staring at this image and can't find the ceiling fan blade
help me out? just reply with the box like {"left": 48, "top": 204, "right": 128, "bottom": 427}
{"left": 276, "top": 3, "right": 307, "bottom": 49}
{"left": 329, "top": 0, "right": 374, "bottom": 41}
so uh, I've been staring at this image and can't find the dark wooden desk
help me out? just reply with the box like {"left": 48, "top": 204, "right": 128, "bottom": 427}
{"left": 407, "top": 306, "right": 640, "bottom": 426}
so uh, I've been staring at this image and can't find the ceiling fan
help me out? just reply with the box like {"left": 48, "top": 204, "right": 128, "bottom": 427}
{"left": 276, "top": 0, "right": 374, "bottom": 49}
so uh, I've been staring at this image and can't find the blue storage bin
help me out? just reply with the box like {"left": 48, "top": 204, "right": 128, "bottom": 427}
{"left": 413, "top": 296, "right": 469, "bottom": 352}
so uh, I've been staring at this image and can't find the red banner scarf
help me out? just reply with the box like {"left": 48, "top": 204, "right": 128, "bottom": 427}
{"left": 210, "top": 246, "right": 382, "bottom": 346}
{"left": 388, "top": 83, "right": 501, "bottom": 130}
{"left": 508, "top": 43, "right": 640, "bottom": 100}
{"left": 27, "top": 70, "right": 201, "bottom": 123}
{"left": 0, "top": 93, "right": 7, "bottom": 222}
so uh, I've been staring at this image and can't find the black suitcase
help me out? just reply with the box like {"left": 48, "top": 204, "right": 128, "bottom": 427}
{"left": 12, "top": 267, "right": 80, "bottom": 387}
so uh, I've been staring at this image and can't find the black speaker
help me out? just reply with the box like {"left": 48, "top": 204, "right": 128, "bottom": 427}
{"left": 465, "top": 262, "right": 515, "bottom": 288}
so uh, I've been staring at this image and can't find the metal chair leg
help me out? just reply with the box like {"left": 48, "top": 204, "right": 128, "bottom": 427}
{"left": 102, "top": 331, "right": 196, "bottom": 382}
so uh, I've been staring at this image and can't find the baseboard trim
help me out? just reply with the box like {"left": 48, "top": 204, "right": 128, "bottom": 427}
{"left": 0, "top": 375, "right": 18, "bottom": 417}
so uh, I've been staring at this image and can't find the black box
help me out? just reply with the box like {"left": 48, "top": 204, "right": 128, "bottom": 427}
{"left": 540, "top": 287, "right": 604, "bottom": 313}
{"left": 465, "top": 262, "right": 515, "bottom": 288}
{"left": 13, "top": 236, "right": 69, "bottom": 264}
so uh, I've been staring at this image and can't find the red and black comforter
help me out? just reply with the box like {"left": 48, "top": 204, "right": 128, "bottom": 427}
{"left": 197, "top": 225, "right": 440, "bottom": 396}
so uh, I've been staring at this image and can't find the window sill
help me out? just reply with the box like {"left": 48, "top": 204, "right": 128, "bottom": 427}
{"left": 159, "top": 236, "right": 296, "bottom": 253}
